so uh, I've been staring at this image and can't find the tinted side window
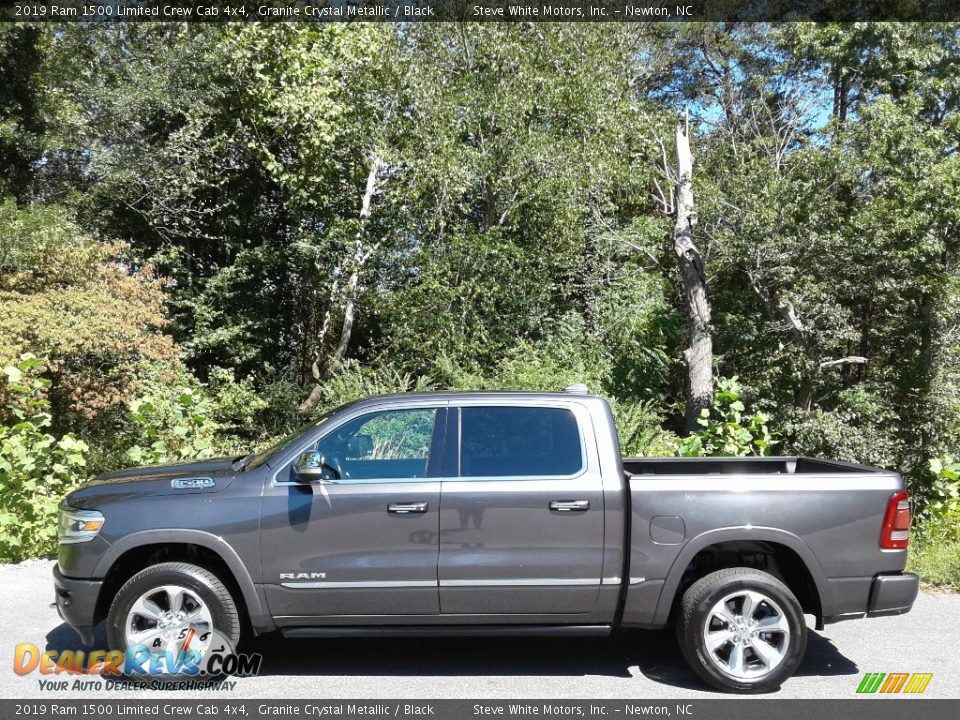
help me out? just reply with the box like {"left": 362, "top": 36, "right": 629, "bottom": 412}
{"left": 314, "top": 408, "right": 438, "bottom": 481}
{"left": 459, "top": 406, "right": 583, "bottom": 478}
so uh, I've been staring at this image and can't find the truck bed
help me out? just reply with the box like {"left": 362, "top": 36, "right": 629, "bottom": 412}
{"left": 618, "top": 454, "right": 906, "bottom": 628}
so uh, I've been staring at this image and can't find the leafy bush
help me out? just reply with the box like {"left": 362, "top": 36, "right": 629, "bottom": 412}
{"left": 610, "top": 400, "right": 676, "bottom": 457}
{"left": 779, "top": 387, "right": 904, "bottom": 470}
{"left": 0, "top": 228, "right": 176, "bottom": 420}
{"left": 897, "top": 456, "right": 960, "bottom": 589}
{"left": 431, "top": 314, "right": 612, "bottom": 394}
{"left": 0, "top": 355, "right": 89, "bottom": 561}
{"left": 317, "top": 360, "right": 435, "bottom": 409}
{"left": 674, "top": 377, "right": 777, "bottom": 457}
{"left": 206, "top": 366, "right": 272, "bottom": 443}
{"left": 126, "top": 386, "right": 220, "bottom": 466}
{"left": 918, "top": 456, "right": 960, "bottom": 542}
{"left": 121, "top": 363, "right": 302, "bottom": 467}
{"left": 0, "top": 198, "right": 81, "bottom": 279}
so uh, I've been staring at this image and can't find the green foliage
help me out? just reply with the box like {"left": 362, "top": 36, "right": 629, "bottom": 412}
{"left": 674, "top": 378, "right": 777, "bottom": 457}
{"left": 920, "top": 456, "right": 960, "bottom": 542}
{"left": 0, "top": 355, "right": 88, "bottom": 561}
{"left": 205, "top": 367, "right": 272, "bottom": 444}
{"left": 118, "top": 363, "right": 305, "bottom": 469}
{"left": 0, "top": 203, "right": 176, "bottom": 421}
{"left": 908, "top": 538, "right": 960, "bottom": 591}
{"left": 125, "top": 387, "right": 218, "bottom": 467}
{"left": 307, "top": 360, "right": 436, "bottom": 414}
{"left": 779, "top": 389, "right": 904, "bottom": 470}
{"left": 0, "top": 198, "right": 80, "bottom": 275}
{"left": 0, "top": 26, "right": 46, "bottom": 200}
{"left": 611, "top": 401, "right": 676, "bottom": 458}
{"left": 382, "top": 25, "right": 660, "bottom": 371}
{"left": 432, "top": 315, "right": 611, "bottom": 394}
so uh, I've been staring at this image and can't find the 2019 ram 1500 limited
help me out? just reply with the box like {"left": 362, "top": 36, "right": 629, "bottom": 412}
{"left": 53, "top": 388, "right": 919, "bottom": 692}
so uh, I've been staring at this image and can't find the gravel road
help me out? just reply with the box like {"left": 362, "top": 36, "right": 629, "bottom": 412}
{"left": 2, "top": 560, "right": 957, "bottom": 699}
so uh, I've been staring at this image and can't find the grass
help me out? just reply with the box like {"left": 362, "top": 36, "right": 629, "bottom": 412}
{"left": 908, "top": 536, "right": 960, "bottom": 591}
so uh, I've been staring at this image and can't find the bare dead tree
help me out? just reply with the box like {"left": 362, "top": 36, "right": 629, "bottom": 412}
{"left": 673, "top": 111, "right": 714, "bottom": 430}
{"left": 643, "top": 109, "right": 715, "bottom": 430}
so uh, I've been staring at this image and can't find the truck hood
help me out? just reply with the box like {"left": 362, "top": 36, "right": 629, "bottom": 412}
{"left": 66, "top": 457, "right": 240, "bottom": 508}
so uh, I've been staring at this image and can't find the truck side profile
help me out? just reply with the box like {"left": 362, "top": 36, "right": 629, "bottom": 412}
{"left": 54, "top": 388, "right": 919, "bottom": 692}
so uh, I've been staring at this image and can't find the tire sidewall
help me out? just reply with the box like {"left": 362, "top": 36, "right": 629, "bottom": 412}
{"left": 106, "top": 564, "right": 239, "bottom": 677}
{"left": 680, "top": 571, "right": 808, "bottom": 693}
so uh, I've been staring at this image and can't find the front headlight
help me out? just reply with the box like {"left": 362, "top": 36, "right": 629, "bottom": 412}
{"left": 57, "top": 506, "right": 105, "bottom": 544}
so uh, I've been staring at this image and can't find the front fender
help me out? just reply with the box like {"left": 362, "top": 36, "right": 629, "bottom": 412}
{"left": 94, "top": 529, "right": 274, "bottom": 634}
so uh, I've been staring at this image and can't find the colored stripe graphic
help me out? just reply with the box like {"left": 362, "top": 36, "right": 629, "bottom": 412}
{"left": 857, "top": 672, "right": 933, "bottom": 694}
{"left": 880, "top": 673, "right": 909, "bottom": 693}
{"left": 856, "top": 673, "right": 885, "bottom": 693}
{"left": 904, "top": 673, "right": 933, "bottom": 694}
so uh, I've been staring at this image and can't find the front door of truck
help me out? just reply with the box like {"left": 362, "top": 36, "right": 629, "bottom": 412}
{"left": 260, "top": 405, "right": 445, "bottom": 621}
{"left": 438, "top": 402, "right": 605, "bottom": 615}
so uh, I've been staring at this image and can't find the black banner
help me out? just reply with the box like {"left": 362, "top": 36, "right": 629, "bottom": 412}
{"left": 4, "top": 0, "right": 960, "bottom": 23}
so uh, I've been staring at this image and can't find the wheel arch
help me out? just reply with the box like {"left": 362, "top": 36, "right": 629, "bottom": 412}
{"left": 653, "top": 527, "right": 829, "bottom": 627}
{"left": 93, "top": 530, "right": 274, "bottom": 634}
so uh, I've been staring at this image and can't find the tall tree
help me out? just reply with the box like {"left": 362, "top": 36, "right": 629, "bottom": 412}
{"left": 0, "top": 26, "right": 45, "bottom": 200}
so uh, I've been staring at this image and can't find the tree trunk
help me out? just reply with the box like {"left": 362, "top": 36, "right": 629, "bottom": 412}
{"left": 298, "top": 154, "right": 383, "bottom": 414}
{"left": 578, "top": 222, "right": 603, "bottom": 338}
{"left": 674, "top": 115, "right": 713, "bottom": 431}
{"left": 829, "top": 60, "right": 851, "bottom": 125}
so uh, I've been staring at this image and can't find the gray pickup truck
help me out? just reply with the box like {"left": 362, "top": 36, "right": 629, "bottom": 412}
{"left": 54, "top": 387, "right": 918, "bottom": 692}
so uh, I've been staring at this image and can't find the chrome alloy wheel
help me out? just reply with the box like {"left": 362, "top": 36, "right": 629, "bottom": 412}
{"left": 124, "top": 584, "right": 214, "bottom": 659}
{"left": 701, "top": 589, "right": 791, "bottom": 680}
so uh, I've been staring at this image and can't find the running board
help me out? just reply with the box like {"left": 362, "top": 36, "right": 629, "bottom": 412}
{"left": 280, "top": 624, "right": 612, "bottom": 639}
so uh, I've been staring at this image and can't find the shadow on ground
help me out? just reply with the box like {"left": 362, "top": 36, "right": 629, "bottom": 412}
{"left": 46, "top": 622, "right": 107, "bottom": 654}
{"left": 46, "top": 622, "right": 857, "bottom": 695}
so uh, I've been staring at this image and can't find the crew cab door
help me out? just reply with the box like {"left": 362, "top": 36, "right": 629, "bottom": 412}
{"left": 438, "top": 402, "right": 605, "bottom": 615}
{"left": 260, "top": 405, "right": 445, "bottom": 621}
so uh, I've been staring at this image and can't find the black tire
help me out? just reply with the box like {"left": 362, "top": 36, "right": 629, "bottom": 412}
{"left": 106, "top": 562, "right": 241, "bottom": 675}
{"left": 676, "top": 568, "right": 807, "bottom": 693}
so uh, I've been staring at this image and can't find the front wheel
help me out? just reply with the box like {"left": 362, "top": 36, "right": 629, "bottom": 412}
{"left": 676, "top": 568, "right": 807, "bottom": 693}
{"left": 106, "top": 562, "right": 241, "bottom": 677}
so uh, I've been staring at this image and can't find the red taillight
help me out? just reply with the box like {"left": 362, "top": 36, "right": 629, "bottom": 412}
{"left": 880, "top": 491, "right": 911, "bottom": 549}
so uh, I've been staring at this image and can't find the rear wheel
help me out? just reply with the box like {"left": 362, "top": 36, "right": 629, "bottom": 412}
{"left": 676, "top": 568, "right": 807, "bottom": 693}
{"left": 107, "top": 562, "right": 241, "bottom": 676}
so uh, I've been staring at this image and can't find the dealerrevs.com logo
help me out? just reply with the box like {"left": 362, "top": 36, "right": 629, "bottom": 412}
{"left": 856, "top": 672, "right": 933, "bottom": 694}
{"left": 13, "top": 628, "right": 262, "bottom": 691}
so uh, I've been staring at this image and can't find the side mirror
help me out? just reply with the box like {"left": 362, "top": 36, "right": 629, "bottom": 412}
{"left": 347, "top": 433, "right": 374, "bottom": 458}
{"left": 291, "top": 451, "right": 337, "bottom": 484}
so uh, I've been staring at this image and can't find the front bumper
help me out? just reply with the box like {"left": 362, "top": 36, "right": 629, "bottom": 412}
{"left": 867, "top": 571, "right": 920, "bottom": 617}
{"left": 52, "top": 565, "right": 103, "bottom": 646}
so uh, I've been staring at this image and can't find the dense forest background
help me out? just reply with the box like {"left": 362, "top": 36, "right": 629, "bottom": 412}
{"left": 1, "top": 22, "right": 959, "bottom": 578}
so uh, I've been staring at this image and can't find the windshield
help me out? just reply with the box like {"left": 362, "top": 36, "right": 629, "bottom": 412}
{"left": 242, "top": 399, "right": 359, "bottom": 471}
{"left": 243, "top": 416, "right": 330, "bottom": 471}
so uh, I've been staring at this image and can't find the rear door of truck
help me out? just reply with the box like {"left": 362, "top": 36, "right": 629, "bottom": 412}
{"left": 437, "top": 399, "right": 606, "bottom": 615}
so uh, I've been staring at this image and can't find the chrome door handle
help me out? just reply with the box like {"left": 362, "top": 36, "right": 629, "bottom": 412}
{"left": 549, "top": 500, "right": 590, "bottom": 512}
{"left": 388, "top": 502, "right": 429, "bottom": 514}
